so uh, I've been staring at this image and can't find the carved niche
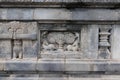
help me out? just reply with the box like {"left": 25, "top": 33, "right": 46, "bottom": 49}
{"left": 0, "top": 21, "right": 37, "bottom": 59}
{"left": 39, "top": 24, "right": 82, "bottom": 59}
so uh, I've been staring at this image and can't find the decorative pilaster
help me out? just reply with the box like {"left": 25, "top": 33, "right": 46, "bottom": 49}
{"left": 98, "top": 26, "right": 112, "bottom": 59}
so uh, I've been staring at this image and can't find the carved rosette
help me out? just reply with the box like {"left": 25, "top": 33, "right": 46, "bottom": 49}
{"left": 98, "top": 26, "right": 112, "bottom": 59}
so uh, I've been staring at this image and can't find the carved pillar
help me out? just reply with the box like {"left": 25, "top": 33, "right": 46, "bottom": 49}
{"left": 98, "top": 26, "right": 112, "bottom": 59}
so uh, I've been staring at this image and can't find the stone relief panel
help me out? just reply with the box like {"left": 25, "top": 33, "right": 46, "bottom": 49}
{"left": 39, "top": 24, "right": 113, "bottom": 59}
{"left": 98, "top": 25, "right": 112, "bottom": 59}
{"left": 41, "top": 31, "right": 80, "bottom": 52}
{"left": 39, "top": 24, "right": 83, "bottom": 59}
{"left": 0, "top": 21, "right": 37, "bottom": 59}
{"left": 0, "top": 22, "right": 113, "bottom": 60}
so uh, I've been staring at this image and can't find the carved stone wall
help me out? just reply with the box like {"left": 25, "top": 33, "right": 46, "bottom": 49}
{"left": 0, "top": 22, "right": 38, "bottom": 59}
{"left": 0, "top": 0, "right": 120, "bottom": 80}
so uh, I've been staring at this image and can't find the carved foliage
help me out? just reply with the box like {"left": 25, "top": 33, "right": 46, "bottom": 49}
{"left": 41, "top": 31, "right": 80, "bottom": 53}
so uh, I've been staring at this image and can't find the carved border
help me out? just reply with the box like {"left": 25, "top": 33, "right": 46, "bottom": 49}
{"left": 38, "top": 24, "right": 82, "bottom": 59}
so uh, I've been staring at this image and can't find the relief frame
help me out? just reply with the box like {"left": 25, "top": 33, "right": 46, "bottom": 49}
{"left": 38, "top": 24, "right": 82, "bottom": 59}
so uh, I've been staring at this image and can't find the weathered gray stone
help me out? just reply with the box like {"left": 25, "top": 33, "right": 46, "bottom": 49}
{"left": 65, "top": 60, "right": 92, "bottom": 71}
{"left": 111, "top": 25, "right": 120, "bottom": 59}
{"left": 1, "top": 0, "right": 120, "bottom": 80}
{"left": 36, "top": 59, "right": 65, "bottom": 71}
{"left": 34, "top": 9, "right": 71, "bottom": 20}
{"left": 0, "top": 61, "right": 5, "bottom": 71}
{"left": 0, "top": 8, "right": 120, "bottom": 21}
{"left": 0, "top": 22, "right": 38, "bottom": 59}
{"left": 81, "top": 25, "right": 98, "bottom": 59}
{"left": 9, "top": 77, "right": 39, "bottom": 80}
{"left": 0, "top": 9, "right": 7, "bottom": 19}
{"left": 23, "top": 41, "right": 38, "bottom": 59}
{"left": 4, "top": 60, "right": 37, "bottom": 71}
{"left": 39, "top": 77, "right": 67, "bottom": 80}
{"left": 72, "top": 9, "right": 118, "bottom": 20}
{"left": 0, "top": 40, "right": 11, "bottom": 59}
{"left": 1, "top": 0, "right": 120, "bottom": 3}
{"left": 0, "top": 78, "right": 10, "bottom": 80}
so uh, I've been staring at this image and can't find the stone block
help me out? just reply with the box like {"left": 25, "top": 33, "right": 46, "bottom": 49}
{"left": 7, "top": 9, "right": 33, "bottom": 20}
{"left": 81, "top": 25, "right": 98, "bottom": 59}
{"left": 7, "top": 9, "right": 22, "bottom": 20}
{"left": 105, "top": 62, "right": 120, "bottom": 72}
{"left": 65, "top": 60, "right": 92, "bottom": 71}
{"left": 0, "top": 40, "right": 12, "bottom": 59}
{"left": 0, "top": 8, "right": 120, "bottom": 21}
{"left": 93, "top": 61, "right": 120, "bottom": 72}
{"left": 0, "top": 77, "right": 10, "bottom": 80}
{"left": 23, "top": 41, "right": 38, "bottom": 59}
{"left": 0, "top": 9, "right": 7, "bottom": 19}
{"left": 72, "top": 9, "right": 118, "bottom": 20}
{"left": 34, "top": 9, "right": 71, "bottom": 20}
{"left": 111, "top": 25, "right": 120, "bottom": 59}
{"left": 4, "top": 60, "right": 37, "bottom": 71}
{"left": 10, "top": 74, "right": 39, "bottom": 77}
{"left": 9, "top": 77, "right": 39, "bottom": 80}
{"left": 93, "top": 61, "right": 107, "bottom": 72}
{"left": 39, "top": 77, "right": 67, "bottom": 80}
{"left": 0, "top": 61, "right": 5, "bottom": 71}
{"left": 36, "top": 59, "right": 65, "bottom": 71}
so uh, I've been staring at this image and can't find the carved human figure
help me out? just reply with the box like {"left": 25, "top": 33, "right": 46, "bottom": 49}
{"left": 13, "top": 40, "right": 22, "bottom": 59}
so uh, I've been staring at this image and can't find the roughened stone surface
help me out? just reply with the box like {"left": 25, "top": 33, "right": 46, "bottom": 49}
{"left": 36, "top": 59, "right": 65, "bottom": 71}
{"left": 4, "top": 60, "right": 36, "bottom": 71}
{"left": 0, "top": 22, "right": 37, "bottom": 59}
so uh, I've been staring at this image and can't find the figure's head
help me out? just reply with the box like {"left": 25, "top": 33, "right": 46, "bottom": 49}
{"left": 14, "top": 40, "right": 22, "bottom": 46}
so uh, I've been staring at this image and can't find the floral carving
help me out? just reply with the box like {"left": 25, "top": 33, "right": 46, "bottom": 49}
{"left": 41, "top": 31, "right": 80, "bottom": 52}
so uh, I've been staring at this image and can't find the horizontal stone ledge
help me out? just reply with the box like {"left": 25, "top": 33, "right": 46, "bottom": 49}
{"left": 0, "top": 34, "right": 37, "bottom": 40}
{"left": 38, "top": 20, "right": 120, "bottom": 25}
{"left": 1, "top": 59, "right": 120, "bottom": 72}
{"left": 15, "top": 33, "right": 37, "bottom": 40}
{"left": 0, "top": 8, "right": 120, "bottom": 21}
{"left": 0, "top": 0, "right": 120, "bottom": 8}
{"left": 1, "top": 77, "right": 120, "bottom": 80}
{"left": 0, "top": 0, "right": 120, "bottom": 3}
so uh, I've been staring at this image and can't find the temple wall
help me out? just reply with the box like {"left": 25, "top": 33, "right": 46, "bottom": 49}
{"left": 0, "top": 0, "right": 120, "bottom": 80}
